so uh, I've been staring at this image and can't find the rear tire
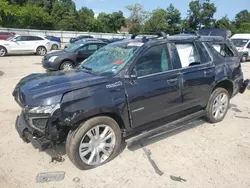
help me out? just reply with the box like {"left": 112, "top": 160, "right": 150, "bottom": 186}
{"left": 36, "top": 46, "right": 47, "bottom": 56}
{"left": 241, "top": 55, "right": 247, "bottom": 62}
{"left": 205, "top": 88, "right": 230, "bottom": 123}
{"left": 0, "top": 46, "right": 7, "bottom": 57}
{"left": 66, "top": 116, "right": 122, "bottom": 170}
{"left": 52, "top": 44, "right": 58, "bottom": 50}
{"left": 60, "top": 61, "right": 74, "bottom": 70}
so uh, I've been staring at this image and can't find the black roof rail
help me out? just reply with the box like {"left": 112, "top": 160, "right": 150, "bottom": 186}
{"left": 131, "top": 32, "right": 167, "bottom": 40}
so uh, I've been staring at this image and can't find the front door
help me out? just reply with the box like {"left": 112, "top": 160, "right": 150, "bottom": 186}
{"left": 125, "top": 43, "right": 183, "bottom": 128}
{"left": 9, "top": 36, "right": 29, "bottom": 53}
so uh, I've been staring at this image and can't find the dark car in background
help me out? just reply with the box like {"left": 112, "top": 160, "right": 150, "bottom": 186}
{"left": 69, "top": 35, "right": 94, "bottom": 43}
{"left": 45, "top": 36, "right": 62, "bottom": 50}
{"left": 0, "top": 32, "right": 15, "bottom": 40}
{"left": 64, "top": 38, "right": 102, "bottom": 49}
{"left": 42, "top": 41, "right": 107, "bottom": 70}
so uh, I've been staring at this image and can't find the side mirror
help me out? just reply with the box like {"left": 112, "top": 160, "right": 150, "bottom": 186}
{"left": 125, "top": 68, "right": 137, "bottom": 79}
{"left": 12, "top": 38, "right": 17, "bottom": 42}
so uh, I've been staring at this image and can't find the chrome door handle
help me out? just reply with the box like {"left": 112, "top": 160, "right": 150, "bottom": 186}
{"left": 167, "top": 78, "right": 178, "bottom": 83}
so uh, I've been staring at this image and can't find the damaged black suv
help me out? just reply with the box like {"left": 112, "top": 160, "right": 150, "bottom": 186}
{"left": 13, "top": 32, "right": 249, "bottom": 170}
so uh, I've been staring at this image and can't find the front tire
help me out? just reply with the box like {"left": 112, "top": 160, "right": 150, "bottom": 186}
{"left": 0, "top": 46, "right": 7, "bottom": 57}
{"left": 36, "top": 46, "right": 47, "bottom": 56}
{"left": 241, "top": 55, "right": 247, "bottom": 62}
{"left": 66, "top": 116, "right": 122, "bottom": 170}
{"left": 205, "top": 88, "right": 230, "bottom": 123}
{"left": 60, "top": 61, "right": 74, "bottom": 70}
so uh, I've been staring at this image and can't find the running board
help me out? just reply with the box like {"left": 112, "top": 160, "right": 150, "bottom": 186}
{"left": 127, "top": 110, "right": 206, "bottom": 147}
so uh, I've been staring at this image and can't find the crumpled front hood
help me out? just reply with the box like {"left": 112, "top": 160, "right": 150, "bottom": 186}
{"left": 13, "top": 69, "right": 107, "bottom": 107}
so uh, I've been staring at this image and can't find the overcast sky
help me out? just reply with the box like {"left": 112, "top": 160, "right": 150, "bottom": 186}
{"left": 74, "top": 0, "right": 250, "bottom": 20}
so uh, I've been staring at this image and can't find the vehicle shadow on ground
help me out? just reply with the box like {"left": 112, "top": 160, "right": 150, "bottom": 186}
{"left": 127, "top": 118, "right": 206, "bottom": 151}
{"left": 45, "top": 142, "right": 66, "bottom": 160}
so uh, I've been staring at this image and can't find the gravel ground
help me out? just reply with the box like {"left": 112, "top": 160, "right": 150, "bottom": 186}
{"left": 0, "top": 55, "right": 250, "bottom": 188}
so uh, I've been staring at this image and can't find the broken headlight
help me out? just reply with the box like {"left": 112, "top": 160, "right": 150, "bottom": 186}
{"left": 24, "top": 104, "right": 60, "bottom": 132}
{"left": 28, "top": 104, "right": 60, "bottom": 115}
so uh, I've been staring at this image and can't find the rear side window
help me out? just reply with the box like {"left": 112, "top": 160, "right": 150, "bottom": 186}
{"left": 175, "top": 42, "right": 200, "bottom": 67}
{"left": 211, "top": 43, "right": 234, "bottom": 57}
{"left": 0, "top": 32, "right": 10, "bottom": 35}
{"left": 27, "top": 36, "right": 44, "bottom": 41}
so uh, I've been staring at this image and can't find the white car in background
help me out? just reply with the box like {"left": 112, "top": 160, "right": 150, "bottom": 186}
{"left": 0, "top": 35, "right": 52, "bottom": 57}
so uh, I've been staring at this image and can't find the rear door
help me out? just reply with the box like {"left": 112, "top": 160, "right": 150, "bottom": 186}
{"left": 125, "top": 43, "right": 183, "bottom": 128}
{"left": 175, "top": 41, "right": 215, "bottom": 109}
{"left": 25, "top": 36, "right": 45, "bottom": 51}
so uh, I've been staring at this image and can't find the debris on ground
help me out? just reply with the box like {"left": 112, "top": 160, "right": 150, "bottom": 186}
{"left": 170, "top": 175, "right": 187, "bottom": 182}
{"left": 73, "top": 177, "right": 81, "bottom": 183}
{"left": 235, "top": 116, "right": 250, "bottom": 120}
{"left": 50, "top": 155, "right": 65, "bottom": 163}
{"left": 36, "top": 171, "right": 65, "bottom": 183}
{"left": 140, "top": 143, "right": 164, "bottom": 176}
{"left": 0, "top": 71, "right": 4, "bottom": 77}
{"left": 231, "top": 107, "right": 242, "bottom": 113}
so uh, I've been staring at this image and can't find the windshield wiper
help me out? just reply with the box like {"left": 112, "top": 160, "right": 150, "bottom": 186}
{"left": 82, "top": 66, "right": 92, "bottom": 71}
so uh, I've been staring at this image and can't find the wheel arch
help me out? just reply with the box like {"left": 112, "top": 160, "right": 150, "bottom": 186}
{"left": 212, "top": 79, "right": 233, "bottom": 97}
{"left": 0, "top": 45, "right": 8, "bottom": 53}
{"left": 63, "top": 108, "right": 126, "bottom": 131}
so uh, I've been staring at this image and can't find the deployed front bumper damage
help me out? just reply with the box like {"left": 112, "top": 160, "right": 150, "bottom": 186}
{"left": 15, "top": 112, "right": 53, "bottom": 150}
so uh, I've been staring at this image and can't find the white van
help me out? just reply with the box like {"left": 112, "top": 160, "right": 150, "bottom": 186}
{"left": 231, "top": 34, "right": 250, "bottom": 62}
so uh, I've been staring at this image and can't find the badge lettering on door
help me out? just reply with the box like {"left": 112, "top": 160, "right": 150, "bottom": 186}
{"left": 106, "top": 81, "right": 122, "bottom": 89}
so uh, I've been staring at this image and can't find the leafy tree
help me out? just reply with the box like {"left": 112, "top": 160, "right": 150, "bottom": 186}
{"left": 187, "top": 0, "right": 216, "bottom": 30}
{"left": 1, "top": 0, "right": 52, "bottom": 29}
{"left": 97, "top": 11, "right": 125, "bottom": 33}
{"left": 166, "top": 4, "right": 181, "bottom": 34}
{"left": 235, "top": 10, "right": 250, "bottom": 27}
{"left": 237, "top": 23, "right": 250, "bottom": 33}
{"left": 215, "top": 16, "right": 236, "bottom": 33}
{"left": 51, "top": 0, "right": 77, "bottom": 30}
{"left": 125, "top": 3, "right": 148, "bottom": 33}
{"left": 144, "top": 9, "right": 168, "bottom": 32}
{"left": 78, "top": 7, "right": 97, "bottom": 32}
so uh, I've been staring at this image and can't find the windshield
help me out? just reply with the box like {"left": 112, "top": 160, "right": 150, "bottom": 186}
{"left": 80, "top": 41, "right": 142, "bottom": 75}
{"left": 65, "top": 43, "right": 83, "bottom": 52}
{"left": 231, "top": 39, "right": 249, "bottom": 47}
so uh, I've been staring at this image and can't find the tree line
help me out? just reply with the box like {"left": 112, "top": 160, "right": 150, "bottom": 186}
{"left": 0, "top": 0, "right": 250, "bottom": 34}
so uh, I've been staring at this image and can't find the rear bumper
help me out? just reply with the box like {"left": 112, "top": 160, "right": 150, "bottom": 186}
{"left": 15, "top": 112, "right": 52, "bottom": 150}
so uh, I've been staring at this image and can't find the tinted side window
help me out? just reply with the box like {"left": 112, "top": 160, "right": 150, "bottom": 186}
{"left": 136, "top": 44, "right": 172, "bottom": 77}
{"left": 0, "top": 32, "right": 9, "bottom": 35}
{"left": 211, "top": 43, "right": 234, "bottom": 57}
{"left": 196, "top": 42, "right": 212, "bottom": 63}
{"left": 87, "top": 44, "right": 98, "bottom": 51}
{"left": 15, "top": 36, "right": 28, "bottom": 41}
{"left": 27, "top": 36, "right": 44, "bottom": 41}
{"left": 175, "top": 42, "right": 200, "bottom": 68}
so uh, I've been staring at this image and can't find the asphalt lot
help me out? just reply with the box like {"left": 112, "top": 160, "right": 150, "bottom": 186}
{"left": 0, "top": 55, "right": 250, "bottom": 188}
